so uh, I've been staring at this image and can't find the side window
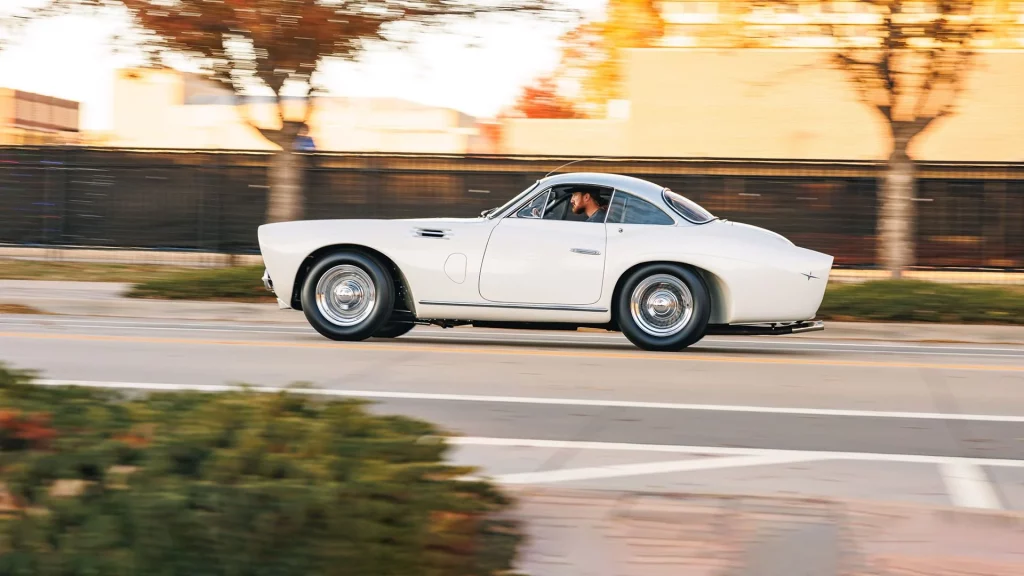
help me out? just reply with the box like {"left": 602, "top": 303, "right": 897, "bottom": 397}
{"left": 515, "top": 190, "right": 550, "bottom": 219}
{"left": 607, "top": 192, "right": 675, "bottom": 225}
{"left": 513, "top": 184, "right": 614, "bottom": 222}
{"left": 543, "top": 194, "right": 570, "bottom": 220}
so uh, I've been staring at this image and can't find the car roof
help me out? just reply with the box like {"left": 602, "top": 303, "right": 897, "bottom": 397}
{"left": 538, "top": 172, "right": 666, "bottom": 203}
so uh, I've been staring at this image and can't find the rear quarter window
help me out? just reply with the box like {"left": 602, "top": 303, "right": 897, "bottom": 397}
{"left": 607, "top": 193, "right": 675, "bottom": 225}
{"left": 664, "top": 189, "right": 715, "bottom": 224}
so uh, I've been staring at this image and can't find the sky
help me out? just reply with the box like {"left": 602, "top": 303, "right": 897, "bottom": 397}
{"left": 0, "top": 0, "right": 604, "bottom": 131}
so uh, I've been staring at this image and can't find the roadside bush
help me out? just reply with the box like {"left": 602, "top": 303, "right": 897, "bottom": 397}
{"left": 126, "top": 265, "right": 270, "bottom": 301}
{"left": 0, "top": 365, "right": 521, "bottom": 576}
{"left": 818, "top": 280, "right": 1024, "bottom": 324}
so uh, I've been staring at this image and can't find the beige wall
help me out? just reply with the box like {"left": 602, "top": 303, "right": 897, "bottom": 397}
{"left": 913, "top": 51, "right": 1024, "bottom": 161}
{"left": 502, "top": 48, "right": 1024, "bottom": 162}
{"left": 311, "top": 99, "right": 475, "bottom": 153}
{"left": 501, "top": 119, "right": 628, "bottom": 156}
{"left": 104, "top": 68, "right": 479, "bottom": 153}
{"left": 0, "top": 89, "right": 13, "bottom": 132}
{"left": 624, "top": 49, "right": 889, "bottom": 159}
{"left": 0, "top": 87, "right": 81, "bottom": 145}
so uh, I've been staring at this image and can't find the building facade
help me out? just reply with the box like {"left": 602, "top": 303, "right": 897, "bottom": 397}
{"left": 0, "top": 88, "right": 80, "bottom": 145}
{"left": 500, "top": 1, "right": 1024, "bottom": 160}
{"left": 657, "top": 1, "right": 1024, "bottom": 49}
{"left": 501, "top": 47, "right": 1024, "bottom": 161}
{"left": 99, "top": 68, "right": 485, "bottom": 153}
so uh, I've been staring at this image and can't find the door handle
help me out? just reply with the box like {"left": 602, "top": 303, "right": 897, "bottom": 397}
{"left": 570, "top": 248, "right": 601, "bottom": 256}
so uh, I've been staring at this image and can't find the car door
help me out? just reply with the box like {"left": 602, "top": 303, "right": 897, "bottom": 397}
{"left": 478, "top": 186, "right": 608, "bottom": 305}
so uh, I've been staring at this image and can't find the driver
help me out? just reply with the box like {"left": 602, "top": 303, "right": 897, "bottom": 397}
{"left": 569, "top": 187, "right": 608, "bottom": 223}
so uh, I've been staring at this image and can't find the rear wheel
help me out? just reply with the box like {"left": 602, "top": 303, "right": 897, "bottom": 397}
{"left": 300, "top": 251, "right": 395, "bottom": 341}
{"left": 616, "top": 264, "right": 710, "bottom": 352}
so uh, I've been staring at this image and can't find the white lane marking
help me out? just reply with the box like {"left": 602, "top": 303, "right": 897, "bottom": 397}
{"left": 33, "top": 379, "right": 1024, "bottom": 423}
{"left": 490, "top": 454, "right": 822, "bottom": 485}
{"left": 940, "top": 462, "right": 1002, "bottom": 509}
{"left": 450, "top": 437, "right": 1024, "bottom": 469}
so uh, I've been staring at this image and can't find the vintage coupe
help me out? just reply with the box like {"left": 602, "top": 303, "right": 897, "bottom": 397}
{"left": 258, "top": 172, "right": 834, "bottom": 351}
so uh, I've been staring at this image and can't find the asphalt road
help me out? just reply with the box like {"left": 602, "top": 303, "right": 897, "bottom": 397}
{"left": 4, "top": 313, "right": 1024, "bottom": 510}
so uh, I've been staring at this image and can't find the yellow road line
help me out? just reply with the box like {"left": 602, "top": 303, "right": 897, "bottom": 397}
{"left": 0, "top": 330, "right": 1022, "bottom": 372}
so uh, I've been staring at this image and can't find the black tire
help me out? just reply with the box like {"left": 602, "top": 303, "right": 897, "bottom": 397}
{"left": 616, "top": 263, "right": 711, "bottom": 352}
{"left": 373, "top": 321, "right": 415, "bottom": 339}
{"left": 300, "top": 251, "right": 395, "bottom": 341}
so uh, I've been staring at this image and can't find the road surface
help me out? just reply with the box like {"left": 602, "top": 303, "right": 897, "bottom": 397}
{"left": 3, "top": 313, "right": 1024, "bottom": 511}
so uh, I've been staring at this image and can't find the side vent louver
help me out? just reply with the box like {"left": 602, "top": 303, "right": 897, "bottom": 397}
{"left": 413, "top": 227, "right": 450, "bottom": 239}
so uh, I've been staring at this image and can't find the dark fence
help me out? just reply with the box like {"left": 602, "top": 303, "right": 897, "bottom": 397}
{"left": 2, "top": 146, "right": 1023, "bottom": 270}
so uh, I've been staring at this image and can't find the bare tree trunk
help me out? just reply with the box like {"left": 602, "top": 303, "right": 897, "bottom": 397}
{"left": 265, "top": 136, "right": 304, "bottom": 223}
{"left": 878, "top": 143, "right": 916, "bottom": 279}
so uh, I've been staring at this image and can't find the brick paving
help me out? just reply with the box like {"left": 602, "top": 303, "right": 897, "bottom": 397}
{"left": 510, "top": 489, "right": 1024, "bottom": 576}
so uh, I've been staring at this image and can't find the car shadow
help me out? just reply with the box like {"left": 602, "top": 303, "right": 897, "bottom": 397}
{"left": 380, "top": 334, "right": 819, "bottom": 357}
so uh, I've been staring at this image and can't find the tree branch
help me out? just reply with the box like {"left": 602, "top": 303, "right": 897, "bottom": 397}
{"left": 273, "top": 93, "right": 286, "bottom": 129}
{"left": 236, "top": 96, "right": 285, "bottom": 147}
{"left": 834, "top": 50, "right": 892, "bottom": 122}
{"left": 300, "top": 89, "right": 316, "bottom": 127}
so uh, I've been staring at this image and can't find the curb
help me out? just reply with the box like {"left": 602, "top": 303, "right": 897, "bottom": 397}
{"left": 1, "top": 297, "right": 1022, "bottom": 344}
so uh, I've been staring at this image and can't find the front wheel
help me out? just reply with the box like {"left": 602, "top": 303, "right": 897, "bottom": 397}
{"left": 616, "top": 264, "right": 711, "bottom": 352}
{"left": 300, "top": 251, "right": 395, "bottom": 341}
{"left": 373, "top": 321, "right": 415, "bottom": 339}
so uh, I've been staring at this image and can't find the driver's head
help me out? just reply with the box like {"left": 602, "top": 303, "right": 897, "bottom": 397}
{"left": 570, "top": 188, "right": 601, "bottom": 215}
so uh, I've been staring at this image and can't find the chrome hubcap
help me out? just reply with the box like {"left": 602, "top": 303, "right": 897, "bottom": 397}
{"left": 315, "top": 265, "right": 376, "bottom": 327}
{"left": 629, "top": 274, "right": 693, "bottom": 337}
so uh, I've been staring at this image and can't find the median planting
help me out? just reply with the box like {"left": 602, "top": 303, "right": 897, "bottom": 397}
{"left": 5, "top": 258, "right": 1023, "bottom": 325}
{"left": 126, "top": 265, "right": 272, "bottom": 302}
{"left": 129, "top": 265, "right": 1024, "bottom": 325}
{"left": 817, "top": 280, "right": 1024, "bottom": 325}
{"left": 0, "top": 365, "right": 522, "bottom": 576}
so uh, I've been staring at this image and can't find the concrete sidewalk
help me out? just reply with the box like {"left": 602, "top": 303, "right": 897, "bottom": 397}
{"left": 1, "top": 279, "right": 1023, "bottom": 344}
{"left": 510, "top": 489, "right": 1024, "bottom": 576}
{"left": 0, "top": 280, "right": 302, "bottom": 324}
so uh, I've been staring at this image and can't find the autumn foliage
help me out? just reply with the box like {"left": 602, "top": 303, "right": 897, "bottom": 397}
{"left": 0, "top": 410, "right": 57, "bottom": 451}
{"left": 511, "top": 75, "right": 582, "bottom": 118}
{"left": 25, "top": 0, "right": 563, "bottom": 223}
{"left": 511, "top": 0, "right": 663, "bottom": 118}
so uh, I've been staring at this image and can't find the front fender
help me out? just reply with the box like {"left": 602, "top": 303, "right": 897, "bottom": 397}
{"left": 258, "top": 220, "right": 410, "bottom": 309}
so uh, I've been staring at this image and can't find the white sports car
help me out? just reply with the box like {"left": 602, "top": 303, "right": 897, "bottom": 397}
{"left": 258, "top": 172, "right": 834, "bottom": 351}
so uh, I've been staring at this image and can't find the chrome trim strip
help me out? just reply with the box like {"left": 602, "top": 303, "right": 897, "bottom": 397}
{"left": 570, "top": 248, "right": 601, "bottom": 256}
{"left": 418, "top": 300, "right": 608, "bottom": 313}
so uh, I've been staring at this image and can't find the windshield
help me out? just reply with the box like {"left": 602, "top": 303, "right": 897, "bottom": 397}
{"left": 483, "top": 181, "right": 541, "bottom": 219}
{"left": 663, "top": 189, "right": 716, "bottom": 224}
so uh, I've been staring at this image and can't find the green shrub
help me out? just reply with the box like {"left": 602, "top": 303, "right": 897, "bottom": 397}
{"left": 126, "top": 266, "right": 270, "bottom": 301}
{"left": 819, "top": 280, "right": 1024, "bottom": 324}
{"left": 0, "top": 365, "right": 521, "bottom": 576}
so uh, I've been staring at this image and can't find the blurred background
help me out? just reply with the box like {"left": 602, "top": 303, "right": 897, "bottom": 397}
{"left": 2, "top": 3, "right": 1024, "bottom": 575}
{"left": 0, "top": 0, "right": 1021, "bottom": 282}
